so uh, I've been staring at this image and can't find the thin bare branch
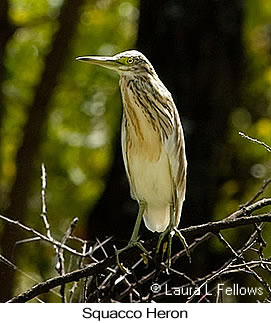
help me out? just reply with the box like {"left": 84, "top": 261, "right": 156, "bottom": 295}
{"left": 0, "top": 214, "right": 85, "bottom": 257}
{"left": 239, "top": 131, "right": 271, "bottom": 152}
{"left": 181, "top": 212, "right": 271, "bottom": 236}
{"left": 7, "top": 259, "right": 114, "bottom": 303}
{"left": 243, "top": 177, "right": 271, "bottom": 207}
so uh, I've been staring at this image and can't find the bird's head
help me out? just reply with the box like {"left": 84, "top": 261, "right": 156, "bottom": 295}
{"left": 76, "top": 50, "right": 155, "bottom": 77}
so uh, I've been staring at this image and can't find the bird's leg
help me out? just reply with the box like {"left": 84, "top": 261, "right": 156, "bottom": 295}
{"left": 155, "top": 203, "right": 174, "bottom": 267}
{"left": 156, "top": 204, "right": 190, "bottom": 269}
{"left": 115, "top": 201, "right": 149, "bottom": 273}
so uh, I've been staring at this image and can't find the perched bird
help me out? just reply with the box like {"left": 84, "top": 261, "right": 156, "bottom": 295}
{"left": 76, "top": 50, "right": 189, "bottom": 269}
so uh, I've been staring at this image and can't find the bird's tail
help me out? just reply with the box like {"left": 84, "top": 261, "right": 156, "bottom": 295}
{"left": 143, "top": 205, "right": 170, "bottom": 233}
{"left": 143, "top": 201, "right": 184, "bottom": 233}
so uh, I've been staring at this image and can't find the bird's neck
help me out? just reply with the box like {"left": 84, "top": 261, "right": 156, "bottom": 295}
{"left": 119, "top": 75, "right": 163, "bottom": 162}
{"left": 119, "top": 74, "right": 157, "bottom": 133}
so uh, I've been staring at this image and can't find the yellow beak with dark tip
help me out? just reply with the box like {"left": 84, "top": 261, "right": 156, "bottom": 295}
{"left": 76, "top": 56, "right": 120, "bottom": 71}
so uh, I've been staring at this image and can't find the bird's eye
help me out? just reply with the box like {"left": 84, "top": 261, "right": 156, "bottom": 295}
{"left": 127, "top": 58, "right": 134, "bottom": 64}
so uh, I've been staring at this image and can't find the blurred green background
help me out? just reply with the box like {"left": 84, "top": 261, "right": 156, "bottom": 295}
{"left": 0, "top": 0, "right": 271, "bottom": 302}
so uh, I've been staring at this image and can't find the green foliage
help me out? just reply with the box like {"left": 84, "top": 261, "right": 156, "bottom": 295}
{"left": 1, "top": 0, "right": 139, "bottom": 300}
{"left": 1, "top": 0, "right": 271, "bottom": 302}
{"left": 214, "top": 0, "right": 271, "bottom": 258}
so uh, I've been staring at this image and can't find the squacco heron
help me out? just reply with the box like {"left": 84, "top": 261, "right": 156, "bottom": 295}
{"left": 76, "top": 50, "right": 189, "bottom": 270}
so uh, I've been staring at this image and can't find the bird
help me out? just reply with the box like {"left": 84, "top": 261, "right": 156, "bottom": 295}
{"left": 76, "top": 50, "right": 189, "bottom": 270}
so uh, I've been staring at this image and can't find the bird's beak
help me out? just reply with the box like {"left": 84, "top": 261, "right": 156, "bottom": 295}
{"left": 75, "top": 56, "right": 119, "bottom": 71}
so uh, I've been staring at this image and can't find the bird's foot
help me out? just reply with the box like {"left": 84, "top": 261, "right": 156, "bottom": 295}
{"left": 115, "top": 240, "right": 149, "bottom": 274}
{"left": 174, "top": 228, "right": 191, "bottom": 263}
{"left": 156, "top": 226, "right": 190, "bottom": 270}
